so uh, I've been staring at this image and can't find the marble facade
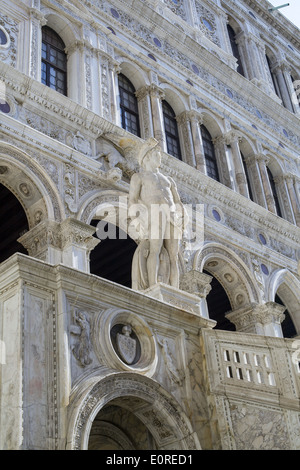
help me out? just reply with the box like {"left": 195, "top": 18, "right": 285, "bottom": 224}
{"left": 0, "top": 0, "right": 300, "bottom": 450}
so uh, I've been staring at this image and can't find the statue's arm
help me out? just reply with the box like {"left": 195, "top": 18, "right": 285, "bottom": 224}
{"left": 129, "top": 173, "right": 142, "bottom": 206}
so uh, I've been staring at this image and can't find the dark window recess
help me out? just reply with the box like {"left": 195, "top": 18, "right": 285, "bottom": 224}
{"left": 162, "top": 101, "right": 182, "bottom": 160}
{"left": 201, "top": 125, "right": 219, "bottom": 182}
{"left": 276, "top": 294, "right": 297, "bottom": 338}
{"left": 0, "top": 183, "right": 29, "bottom": 264}
{"left": 227, "top": 25, "right": 245, "bottom": 77}
{"left": 118, "top": 74, "right": 140, "bottom": 137}
{"left": 41, "top": 26, "right": 67, "bottom": 96}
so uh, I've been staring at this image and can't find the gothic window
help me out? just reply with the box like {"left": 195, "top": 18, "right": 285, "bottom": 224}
{"left": 118, "top": 74, "right": 140, "bottom": 137}
{"left": 162, "top": 100, "right": 182, "bottom": 160}
{"left": 227, "top": 24, "right": 245, "bottom": 76}
{"left": 267, "top": 167, "right": 282, "bottom": 217}
{"left": 41, "top": 26, "right": 67, "bottom": 95}
{"left": 201, "top": 125, "right": 219, "bottom": 182}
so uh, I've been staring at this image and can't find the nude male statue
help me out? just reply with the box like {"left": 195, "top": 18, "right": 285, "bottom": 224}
{"left": 128, "top": 138, "right": 187, "bottom": 290}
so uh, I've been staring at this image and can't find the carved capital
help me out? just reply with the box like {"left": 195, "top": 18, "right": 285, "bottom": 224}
{"left": 60, "top": 218, "right": 100, "bottom": 252}
{"left": 180, "top": 270, "right": 213, "bottom": 298}
{"left": 18, "top": 219, "right": 62, "bottom": 258}
{"left": 226, "top": 302, "right": 286, "bottom": 334}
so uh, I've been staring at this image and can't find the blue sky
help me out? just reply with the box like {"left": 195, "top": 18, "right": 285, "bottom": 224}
{"left": 268, "top": 0, "right": 300, "bottom": 29}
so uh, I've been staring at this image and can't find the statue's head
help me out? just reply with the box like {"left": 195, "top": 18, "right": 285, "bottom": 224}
{"left": 137, "top": 138, "right": 161, "bottom": 170}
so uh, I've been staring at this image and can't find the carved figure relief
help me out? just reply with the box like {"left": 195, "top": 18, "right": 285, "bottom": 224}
{"left": 71, "top": 310, "right": 92, "bottom": 367}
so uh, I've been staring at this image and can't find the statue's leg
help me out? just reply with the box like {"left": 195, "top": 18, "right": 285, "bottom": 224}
{"left": 164, "top": 234, "right": 180, "bottom": 288}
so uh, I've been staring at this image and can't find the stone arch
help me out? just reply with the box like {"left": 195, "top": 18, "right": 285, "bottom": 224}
{"left": 264, "top": 152, "right": 284, "bottom": 177}
{"left": 67, "top": 370, "right": 201, "bottom": 450}
{"left": 197, "top": 109, "right": 224, "bottom": 138}
{"left": 193, "top": 242, "right": 261, "bottom": 309}
{"left": 118, "top": 59, "right": 149, "bottom": 90}
{"left": 160, "top": 84, "right": 188, "bottom": 116}
{"left": 0, "top": 141, "right": 64, "bottom": 228}
{"left": 266, "top": 269, "right": 300, "bottom": 334}
{"left": 41, "top": 10, "right": 80, "bottom": 48}
{"left": 78, "top": 189, "right": 129, "bottom": 229}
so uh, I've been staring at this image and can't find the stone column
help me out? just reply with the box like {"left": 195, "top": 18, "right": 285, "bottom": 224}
{"left": 213, "top": 136, "right": 234, "bottom": 189}
{"left": 282, "top": 175, "right": 300, "bottom": 226}
{"left": 235, "top": 32, "right": 260, "bottom": 81}
{"left": 189, "top": 111, "right": 206, "bottom": 173}
{"left": 273, "top": 63, "right": 294, "bottom": 112}
{"left": 18, "top": 218, "right": 100, "bottom": 272}
{"left": 226, "top": 302, "right": 286, "bottom": 337}
{"left": 180, "top": 270, "right": 213, "bottom": 320}
{"left": 65, "top": 40, "right": 85, "bottom": 105}
{"left": 243, "top": 154, "right": 267, "bottom": 208}
{"left": 225, "top": 132, "right": 249, "bottom": 198}
{"left": 148, "top": 84, "right": 166, "bottom": 151}
{"left": 18, "top": 219, "right": 63, "bottom": 265}
{"left": 176, "top": 112, "right": 196, "bottom": 167}
{"left": 60, "top": 219, "right": 100, "bottom": 272}
{"left": 271, "top": 175, "right": 294, "bottom": 224}
{"left": 135, "top": 86, "right": 155, "bottom": 140}
{"left": 24, "top": 7, "right": 46, "bottom": 80}
{"left": 256, "top": 155, "right": 277, "bottom": 214}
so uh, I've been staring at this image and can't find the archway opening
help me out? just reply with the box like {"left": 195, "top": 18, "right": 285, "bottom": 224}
{"left": 203, "top": 269, "right": 236, "bottom": 331}
{"left": 0, "top": 183, "right": 29, "bottom": 264}
{"left": 89, "top": 219, "right": 137, "bottom": 288}
{"left": 88, "top": 399, "right": 157, "bottom": 450}
{"left": 275, "top": 293, "right": 297, "bottom": 338}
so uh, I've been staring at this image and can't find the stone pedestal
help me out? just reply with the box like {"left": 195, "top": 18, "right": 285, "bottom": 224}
{"left": 144, "top": 278, "right": 215, "bottom": 328}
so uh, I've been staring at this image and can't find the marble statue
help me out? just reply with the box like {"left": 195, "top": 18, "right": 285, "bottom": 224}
{"left": 128, "top": 138, "right": 187, "bottom": 290}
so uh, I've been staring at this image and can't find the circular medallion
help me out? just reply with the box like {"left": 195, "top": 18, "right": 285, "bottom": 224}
{"left": 96, "top": 308, "right": 158, "bottom": 375}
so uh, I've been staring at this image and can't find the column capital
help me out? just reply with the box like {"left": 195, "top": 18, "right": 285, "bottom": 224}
{"left": 180, "top": 270, "right": 213, "bottom": 298}
{"left": 29, "top": 7, "right": 47, "bottom": 25}
{"left": 224, "top": 130, "right": 242, "bottom": 145}
{"left": 226, "top": 302, "right": 286, "bottom": 336}
{"left": 136, "top": 84, "right": 165, "bottom": 101}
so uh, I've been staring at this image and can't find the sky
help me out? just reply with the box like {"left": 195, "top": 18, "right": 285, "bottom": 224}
{"left": 268, "top": 0, "right": 300, "bottom": 30}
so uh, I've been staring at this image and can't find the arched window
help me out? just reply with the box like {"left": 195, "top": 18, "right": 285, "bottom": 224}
{"left": 267, "top": 168, "right": 282, "bottom": 217}
{"left": 118, "top": 74, "right": 140, "bottom": 137}
{"left": 275, "top": 294, "right": 297, "bottom": 338}
{"left": 41, "top": 26, "right": 67, "bottom": 95}
{"left": 241, "top": 152, "right": 254, "bottom": 201}
{"left": 227, "top": 24, "right": 245, "bottom": 76}
{"left": 201, "top": 125, "right": 219, "bottom": 182}
{"left": 162, "top": 100, "right": 182, "bottom": 160}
